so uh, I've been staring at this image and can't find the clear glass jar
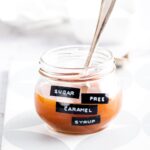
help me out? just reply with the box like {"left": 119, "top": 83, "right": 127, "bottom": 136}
{"left": 35, "top": 46, "right": 122, "bottom": 134}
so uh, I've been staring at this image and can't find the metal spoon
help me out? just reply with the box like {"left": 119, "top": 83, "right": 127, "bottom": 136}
{"left": 84, "top": 0, "right": 117, "bottom": 68}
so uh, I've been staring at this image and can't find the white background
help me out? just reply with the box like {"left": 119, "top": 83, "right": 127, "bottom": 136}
{"left": 1, "top": 0, "right": 150, "bottom": 149}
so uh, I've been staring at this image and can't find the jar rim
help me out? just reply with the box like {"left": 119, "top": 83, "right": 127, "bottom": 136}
{"left": 39, "top": 45, "right": 115, "bottom": 81}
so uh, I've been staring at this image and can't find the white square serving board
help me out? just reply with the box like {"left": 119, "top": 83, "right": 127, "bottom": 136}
{"left": 1, "top": 59, "right": 150, "bottom": 150}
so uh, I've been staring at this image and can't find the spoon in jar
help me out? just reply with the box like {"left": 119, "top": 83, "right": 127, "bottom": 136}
{"left": 84, "top": 0, "right": 117, "bottom": 68}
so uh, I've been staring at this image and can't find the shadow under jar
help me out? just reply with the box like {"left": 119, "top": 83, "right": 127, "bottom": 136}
{"left": 35, "top": 46, "right": 122, "bottom": 134}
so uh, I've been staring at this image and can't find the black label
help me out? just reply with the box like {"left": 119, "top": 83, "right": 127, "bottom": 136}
{"left": 72, "top": 115, "right": 100, "bottom": 126}
{"left": 56, "top": 102, "right": 98, "bottom": 115}
{"left": 50, "top": 86, "right": 80, "bottom": 99}
{"left": 81, "top": 93, "right": 109, "bottom": 104}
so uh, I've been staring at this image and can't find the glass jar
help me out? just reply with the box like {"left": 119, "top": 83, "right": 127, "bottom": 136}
{"left": 35, "top": 46, "right": 122, "bottom": 134}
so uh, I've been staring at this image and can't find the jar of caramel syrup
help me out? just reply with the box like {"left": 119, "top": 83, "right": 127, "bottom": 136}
{"left": 35, "top": 46, "right": 122, "bottom": 134}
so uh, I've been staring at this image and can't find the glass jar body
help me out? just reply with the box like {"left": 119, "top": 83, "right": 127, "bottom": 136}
{"left": 35, "top": 71, "right": 122, "bottom": 134}
{"left": 35, "top": 46, "right": 122, "bottom": 134}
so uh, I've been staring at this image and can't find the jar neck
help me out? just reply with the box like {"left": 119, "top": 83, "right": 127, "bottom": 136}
{"left": 39, "top": 46, "right": 115, "bottom": 82}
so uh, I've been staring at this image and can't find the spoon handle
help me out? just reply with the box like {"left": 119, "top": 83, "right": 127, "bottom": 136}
{"left": 100, "top": 0, "right": 117, "bottom": 33}
{"left": 84, "top": 0, "right": 117, "bottom": 68}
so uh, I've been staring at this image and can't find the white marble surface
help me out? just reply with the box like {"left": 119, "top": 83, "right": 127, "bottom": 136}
{"left": 1, "top": 53, "right": 150, "bottom": 150}
{"left": 0, "top": 72, "right": 8, "bottom": 148}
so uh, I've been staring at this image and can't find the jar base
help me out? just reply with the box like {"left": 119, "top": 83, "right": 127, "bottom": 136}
{"left": 46, "top": 124, "right": 106, "bottom": 135}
